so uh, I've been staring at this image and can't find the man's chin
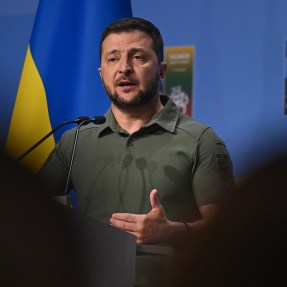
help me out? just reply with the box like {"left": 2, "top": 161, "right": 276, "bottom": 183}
{"left": 108, "top": 87, "right": 158, "bottom": 110}
{"left": 118, "top": 93, "right": 137, "bottom": 103}
{"left": 109, "top": 95, "right": 144, "bottom": 110}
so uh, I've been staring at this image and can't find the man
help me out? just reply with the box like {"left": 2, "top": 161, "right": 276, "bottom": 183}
{"left": 40, "top": 17, "right": 235, "bottom": 286}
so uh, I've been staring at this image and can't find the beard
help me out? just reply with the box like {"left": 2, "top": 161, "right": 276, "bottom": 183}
{"left": 102, "top": 73, "right": 161, "bottom": 111}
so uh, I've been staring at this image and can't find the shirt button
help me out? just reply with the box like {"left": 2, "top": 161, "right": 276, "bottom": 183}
{"left": 127, "top": 140, "right": 134, "bottom": 146}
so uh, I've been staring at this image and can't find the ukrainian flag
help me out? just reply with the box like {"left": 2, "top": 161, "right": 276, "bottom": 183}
{"left": 5, "top": 0, "right": 132, "bottom": 171}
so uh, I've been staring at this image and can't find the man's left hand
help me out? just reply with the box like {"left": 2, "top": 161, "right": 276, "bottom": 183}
{"left": 110, "top": 189, "right": 171, "bottom": 244}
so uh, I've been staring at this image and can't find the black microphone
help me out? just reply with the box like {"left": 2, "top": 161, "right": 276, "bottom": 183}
{"left": 17, "top": 116, "right": 91, "bottom": 162}
{"left": 91, "top": 115, "right": 106, "bottom": 125}
{"left": 64, "top": 115, "right": 106, "bottom": 196}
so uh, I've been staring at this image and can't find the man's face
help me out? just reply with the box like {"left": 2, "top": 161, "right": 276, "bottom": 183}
{"left": 98, "top": 31, "right": 166, "bottom": 110}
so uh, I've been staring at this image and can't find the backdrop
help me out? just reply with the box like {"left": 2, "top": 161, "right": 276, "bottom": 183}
{"left": 1, "top": 0, "right": 287, "bottom": 177}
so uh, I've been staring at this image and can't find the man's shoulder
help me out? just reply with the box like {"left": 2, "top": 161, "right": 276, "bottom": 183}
{"left": 176, "top": 114, "right": 212, "bottom": 139}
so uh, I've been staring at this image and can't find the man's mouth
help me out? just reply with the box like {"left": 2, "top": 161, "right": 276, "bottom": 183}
{"left": 117, "top": 80, "right": 136, "bottom": 87}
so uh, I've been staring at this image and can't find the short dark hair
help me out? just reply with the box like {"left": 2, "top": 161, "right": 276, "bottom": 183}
{"left": 100, "top": 17, "right": 164, "bottom": 63}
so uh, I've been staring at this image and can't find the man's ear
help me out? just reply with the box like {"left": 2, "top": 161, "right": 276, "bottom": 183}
{"left": 159, "top": 62, "right": 167, "bottom": 79}
{"left": 98, "top": 68, "right": 103, "bottom": 86}
{"left": 98, "top": 68, "right": 103, "bottom": 82}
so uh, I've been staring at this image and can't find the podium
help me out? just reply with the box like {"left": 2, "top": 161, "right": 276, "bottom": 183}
{"left": 55, "top": 200, "right": 173, "bottom": 287}
{"left": 62, "top": 207, "right": 137, "bottom": 287}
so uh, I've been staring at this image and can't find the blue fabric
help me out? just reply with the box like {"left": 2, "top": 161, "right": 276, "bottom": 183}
{"left": 30, "top": 0, "right": 132, "bottom": 141}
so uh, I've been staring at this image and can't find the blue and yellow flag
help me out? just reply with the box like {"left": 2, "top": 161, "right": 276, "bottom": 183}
{"left": 5, "top": 0, "right": 132, "bottom": 171}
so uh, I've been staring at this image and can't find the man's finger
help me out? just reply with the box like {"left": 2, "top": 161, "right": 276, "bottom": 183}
{"left": 111, "top": 212, "right": 138, "bottom": 222}
{"left": 110, "top": 217, "right": 137, "bottom": 232}
{"left": 150, "top": 189, "right": 160, "bottom": 209}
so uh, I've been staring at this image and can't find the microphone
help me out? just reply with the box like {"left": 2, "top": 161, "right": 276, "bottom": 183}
{"left": 90, "top": 115, "right": 106, "bottom": 125}
{"left": 17, "top": 116, "right": 91, "bottom": 162}
{"left": 64, "top": 115, "right": 106, "bottom": 196}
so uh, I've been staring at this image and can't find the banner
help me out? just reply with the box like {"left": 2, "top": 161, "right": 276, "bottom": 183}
{"left": 5, "top": 0, "right": 132, "bottom": 171}
{"left": 164, "top": 46, "right": 195, "bottom": 116}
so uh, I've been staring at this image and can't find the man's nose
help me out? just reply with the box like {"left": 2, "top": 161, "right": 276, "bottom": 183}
{"left": 119, "top": 59, "right": 133, "bottom": 75}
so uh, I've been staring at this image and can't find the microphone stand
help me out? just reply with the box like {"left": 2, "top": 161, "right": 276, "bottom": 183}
{"left": 62, "top": 116, "right": 106, "bottom": 206}
{"left": 17, "top": 116, "right": 90, "bottom": 162}
{"left": 63, "top": 120, "right": 87, "bottom": 196}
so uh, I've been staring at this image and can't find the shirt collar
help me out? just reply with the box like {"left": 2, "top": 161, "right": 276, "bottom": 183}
{"left": 98, "top": 95, "right": 180, "bottom": 137}
{"left": 146, "top": 95, "right": 179, "bottom": 133}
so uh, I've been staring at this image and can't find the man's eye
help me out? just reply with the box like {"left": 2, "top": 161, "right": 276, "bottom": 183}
{"left": 133, "top": 55, "right": 144, "bottom": 60}
{"left": 108, "top": 57, "right": 118, "bottom": 63}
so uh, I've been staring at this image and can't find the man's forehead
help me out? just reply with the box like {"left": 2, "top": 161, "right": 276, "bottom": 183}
{"left": 102, "top": 31, "right": 152, "bottom": 47}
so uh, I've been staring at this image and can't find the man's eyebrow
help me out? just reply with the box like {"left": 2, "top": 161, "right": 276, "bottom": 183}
{"left": 105, "top": 48, "right": 148, "bottom": 56}
{"left": 128, "top": 48, "right": 147, "bottom": 54}
{"left": 105, "top": 49, "right": 120, "bottom": 57}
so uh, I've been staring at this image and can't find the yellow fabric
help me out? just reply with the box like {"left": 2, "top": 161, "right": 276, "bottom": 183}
{"left": 5, "top": 46, "right": 54, "bottom": 172}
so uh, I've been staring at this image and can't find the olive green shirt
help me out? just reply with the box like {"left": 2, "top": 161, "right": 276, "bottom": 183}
{"left": 40, "top": 95, "right": 235, "bottom": 223}
{"left": 40, "top": 95, "right": 235, "bottom": 287}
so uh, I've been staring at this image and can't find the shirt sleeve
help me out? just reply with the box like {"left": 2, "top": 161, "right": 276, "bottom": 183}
{"left": 192, "top": 127, "right": 235, "bottom": 206}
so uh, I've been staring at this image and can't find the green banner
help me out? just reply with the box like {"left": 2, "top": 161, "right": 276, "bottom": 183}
{"left": 164, "top": 46, "right": 194, "bottom": 116}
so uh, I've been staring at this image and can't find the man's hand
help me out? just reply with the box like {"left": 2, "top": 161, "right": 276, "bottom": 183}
{"left": 110, "top": 189, "right": 172, "bottom": 244}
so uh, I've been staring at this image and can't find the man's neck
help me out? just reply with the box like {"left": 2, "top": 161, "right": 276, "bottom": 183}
{"left": 111, "top": 96, "right": 164, "bottom": 134}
